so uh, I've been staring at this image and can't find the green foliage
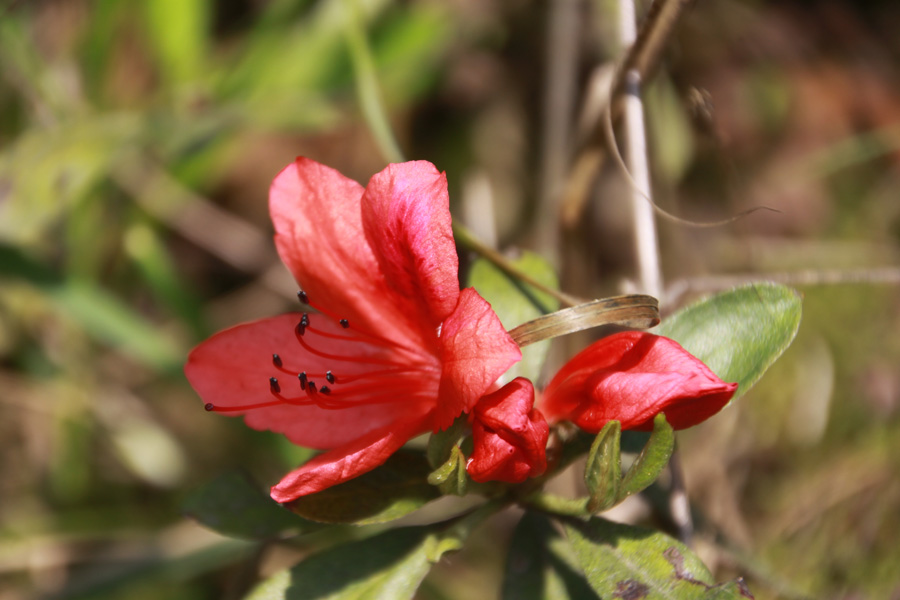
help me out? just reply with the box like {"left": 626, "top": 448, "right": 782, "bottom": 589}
{"left": 584, "top": 421, "right": 622, "bottom": 513}
{"left": 245, "top": 527, "right": 434, "bottom": 600}
{"left": 657, "top": 283, "right": 802, "bottom": 400}
{"left": 583, "top": 414, "right": 675, "bottom": 513}
{"left": 141, "top": 0, "right": 210, "bottom": 85}
{"left": 468, "top": 251, "right": 560, "bottom": 382}
{"left": 426, "top": 445, "right": 468, "bottom": 496}
{"left": 503, "top": 512, "right": 600, "bottom": 600}
{"left": 287, "top": 451, "right": 440, "bottom": 525}
{"left": 0, "top": 244, "right": 183, "bottom": 370}
{"left": 620, "top": 413, "right": 676, "bottom": 500}
{"left": 564, "top": 517, "right": 750, "bottom": 599}
{"left": 183, "top": 471, "right": 319, "bottom": 540}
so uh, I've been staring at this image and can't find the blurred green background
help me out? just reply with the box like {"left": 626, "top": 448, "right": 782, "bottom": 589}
{"left": 1, "top": 0, "right": 899, "bottom": 598}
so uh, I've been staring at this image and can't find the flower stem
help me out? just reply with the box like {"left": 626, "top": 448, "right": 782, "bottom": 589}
{"left": 342, "top": 0, "right": 405, "bottom": 164}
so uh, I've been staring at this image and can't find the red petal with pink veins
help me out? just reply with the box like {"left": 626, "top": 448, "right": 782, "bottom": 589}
{"left": 434, "top": 288, "right": 522, "bottom": 431}
{"left": 271, "top": 411, "right": 431, "bottom": 502}
{"left": 185, "top": 313, "right": 437, "bottom": 449}
{"left": 270, "top": 158, "right": 422, "bottom": 346}
{"left": 361, "top": 161, "right": 459, "bottom": 331}
{"left": 541, "top": 331, "right": 737, "bottom": 432}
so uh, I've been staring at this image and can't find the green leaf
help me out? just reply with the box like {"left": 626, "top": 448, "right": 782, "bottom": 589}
{"left": 244, "top": 526, "right": 434, "bottom": 600}
{"left": 502, "top": 512, "right": 600, "bottom": 600}
{"left": 141, "top": 0, "right": 210, "bottom": 84}
{"left": 564, "top": 517, "right": 751, "bottom": 599}
{"left": 619, "top": 413, "right": 675, "bottom": 501}
{"left": 183, "top": 471, "right": 319, "bottom": 540}
{"left": 656, "top": 283, "right": 802, "bottom": 400}
{"left": 468, "top": 251, "right": 560, "bottom": 382}
{"left": 287, "top": 451, "right": 440, "bottom": 525}
{"left": 426, "top": 445, "right": 468, "bottom": 497}
{"left": 584, "top": 421, "right": 621, "bottom": 513}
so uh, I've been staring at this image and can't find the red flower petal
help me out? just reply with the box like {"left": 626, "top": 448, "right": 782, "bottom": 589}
{"left": 185, "top": 313, "right": 436, "bottom": 449}
{"left": 271, "top": 411, "right": 431, "bottom": 502}
{"left": 361, "top": 161, "right": 459, "bottom": 330}
{"left": 541, "top": 331, "right": 737, "bottom": 432}
{"left": 466, "top": 378, "right": 548, "bottom": 484}
{"left": 434, "top": 288, "right": 522, "bottom": 430}
{"left": 270, "top": 158, "right": 421, "bottom": 346}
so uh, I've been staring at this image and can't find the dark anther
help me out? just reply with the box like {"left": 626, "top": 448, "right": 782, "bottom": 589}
{"left": 308, "top": 381, "right": 317, "bottom": 394}
{"left": 320, "top": 386, "right": 331, "bottom": 395}
{"left": 339, "top": 318, "right": 349, "bottom": 329}
{"left": 297, "top": 290, "right": 309, "bottom": 304}
{"left": 272, "top": 353, "right": 283, "bottom": 367}
{"left": 269, "top": 377, "right": 281, "bottom": 393}
{"left": 204, "top": 403, "right": 214, "bottom": 411}
{"left": 301, "top": 313, "right": 310, "bottom": 327}
{"left": 325, "top": 370, "right": 335, "bottom": 384}
{"left": 295, "top": 321, "right": 306, "bottom": 336}
{"left": 298, "top": 372, "right": 307, "bottom": 390}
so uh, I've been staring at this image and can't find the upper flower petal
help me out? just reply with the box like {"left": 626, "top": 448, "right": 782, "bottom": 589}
{"left": 271, "top": 411, "right": 431, "bottom": 502}
{"left": 270, "top": 158, "right": 419, "bottom": 344}
{"left": 361, "top": 161, "right": 460, "bottom": 331}
{"left": 185, "top": 312, "right": 436, "bottom": 449}
{"left": 466, "top": 378, "right": 548, "bottom": 484}
{"left": 434, "top": 288, "right": 522, "bottom": 430}
{"left": 541, "top": 331, "right": 738, "bottom": 432}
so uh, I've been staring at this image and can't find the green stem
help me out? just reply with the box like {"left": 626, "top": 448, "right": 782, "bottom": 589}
{"left": 342, "top": 0, "right": 405, "bottom": 164}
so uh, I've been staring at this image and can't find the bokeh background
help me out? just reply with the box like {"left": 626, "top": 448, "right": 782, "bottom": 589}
{"left": 1, "top": 0, "right": 899, "bottom": 598}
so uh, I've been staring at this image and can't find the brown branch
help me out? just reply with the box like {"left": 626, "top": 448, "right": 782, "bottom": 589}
{"left": 563, "top": 0, "right": 698, "bottom": 226}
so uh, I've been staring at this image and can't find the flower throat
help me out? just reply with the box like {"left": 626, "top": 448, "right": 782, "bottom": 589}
{"left": 204, "top": 291, "right": 429, "bottom": 414}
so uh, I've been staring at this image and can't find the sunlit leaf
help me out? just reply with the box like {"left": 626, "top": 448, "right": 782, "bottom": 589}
{"left": 184, "top": 471, "right": 318, "bottom": 540}
{"left": 287, "top": 451, "right": 440, "bottom": 525}
{"left": 564, "top": 517, "right": 750, "bottom": 599}
{"left": 657, "top": 283, "right": 802, "bottom": 400}
{"left": 244, "top": 526, "right": 433, "bottom": 600}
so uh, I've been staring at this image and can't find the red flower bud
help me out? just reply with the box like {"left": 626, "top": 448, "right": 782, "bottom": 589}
{"left": 541, "top": 331, "right": 737, "bottom": 432}
{"left": 466, "top": 378, "right": 549, "bottom": 483}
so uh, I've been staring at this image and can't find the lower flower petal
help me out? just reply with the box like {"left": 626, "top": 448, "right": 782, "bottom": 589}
{"left": 185, "top": 313, "right": 435, "bottom": 449}
{"left": 270, "top": 412, "right": 431, "bottom": 502}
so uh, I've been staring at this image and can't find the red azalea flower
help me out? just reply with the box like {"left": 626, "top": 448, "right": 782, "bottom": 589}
{"left": 185, "top": 158, "right": 521, "bottom": 502}
{"left": 466, "top": 377, "right": 549, "bottom": 484}
{"left": 540, "top": 331, "right": 737, "bottom": 432}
